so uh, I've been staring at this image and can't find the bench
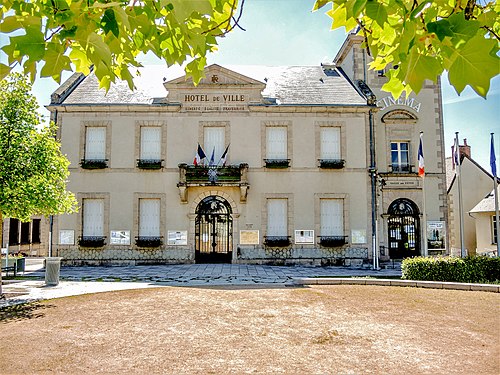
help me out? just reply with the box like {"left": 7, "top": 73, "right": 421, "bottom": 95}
{"left": 1, "top": 265, "right": 17, "bottom": 277}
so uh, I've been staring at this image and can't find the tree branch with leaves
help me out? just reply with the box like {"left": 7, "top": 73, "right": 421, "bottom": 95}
{"left": 1, "top": 0, "right": 241, "bottom": 91}
{"left": 314, "top": 0, "right": 499, "bottom": 98}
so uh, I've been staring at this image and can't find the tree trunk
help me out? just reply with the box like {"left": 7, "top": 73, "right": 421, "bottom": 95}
{"left": 0, "top": 211, "right": 4, "bottom": 298}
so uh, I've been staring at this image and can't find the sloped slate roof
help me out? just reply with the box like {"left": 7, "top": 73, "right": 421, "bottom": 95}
{"left": 55, "top": 64, "right": 367, "bottom": 106}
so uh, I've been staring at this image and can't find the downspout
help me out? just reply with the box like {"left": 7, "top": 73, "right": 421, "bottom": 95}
{"left": 369, "top": 109, "right": 379, "bottom": 270}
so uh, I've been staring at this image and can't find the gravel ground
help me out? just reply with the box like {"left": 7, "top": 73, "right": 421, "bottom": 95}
{"left": 0, "top": 285, "right": 498, "bottom": 374}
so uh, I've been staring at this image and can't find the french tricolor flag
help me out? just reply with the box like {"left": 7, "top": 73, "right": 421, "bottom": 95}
{"left": 418, "top": 132, "right": 425, "bottom": 177}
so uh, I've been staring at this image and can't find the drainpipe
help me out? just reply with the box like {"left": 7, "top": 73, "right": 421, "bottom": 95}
{"left": 369, "top": 109, "right": 379, "bottom": 270}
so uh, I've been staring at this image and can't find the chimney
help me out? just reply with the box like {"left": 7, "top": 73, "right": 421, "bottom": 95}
{"left": 459, "top": 138, "right": 471, "bottom": 159}
{"left": 451, "top": 139, "right": 471, "bottom": 169}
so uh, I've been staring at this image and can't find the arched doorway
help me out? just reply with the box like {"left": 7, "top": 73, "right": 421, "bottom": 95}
{"left": 387, "top": 198, "right": 420, "bottom": 258}
{"left": 195, "top": 195, "right": 233, "bottom": 263}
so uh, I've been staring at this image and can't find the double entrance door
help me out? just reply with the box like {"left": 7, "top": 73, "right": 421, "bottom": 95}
{"left": 195, "top": 196, "right": 233, "bottom": 263}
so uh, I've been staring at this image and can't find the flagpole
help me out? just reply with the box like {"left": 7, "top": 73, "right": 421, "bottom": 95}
{"left": 419, "top": 132, "right": 428, "bottom": 257}
{"left": 491, "top": 133, "right": 499, "bottom": 256}
{"left": 455, "top": 132, "right": 466, "bottom": 257}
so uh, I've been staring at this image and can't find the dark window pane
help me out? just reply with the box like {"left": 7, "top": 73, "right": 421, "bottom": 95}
{"left": 32, "top": 219, "right": 41, "bottom": 244}
{"left": 20, "top": 222, "right": 30, "bottom": 244}
{"left": 9, "top": 219, "right": 19, "bottom": 245}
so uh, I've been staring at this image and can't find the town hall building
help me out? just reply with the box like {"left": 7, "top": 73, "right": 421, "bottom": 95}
{"left": 45, "top": 34, "right": 448, "bottom": 266}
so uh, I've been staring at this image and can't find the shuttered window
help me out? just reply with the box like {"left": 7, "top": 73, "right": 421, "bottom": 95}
{"left": 267, "top": 199, "right": 287, "bottom": 236}
{"left": 204, "top": 127, "right": 225, "bottom": 163}
{"left": 140, "top": 127, "right": 162, "bottom": 160}
{"left": 320, "top": 127, "right": 341, "bottom": 159}
{"left": 83, "top": 199, "right": 104, "bottom": 236}
{"left": 320, "top": 199, "right": 344, "bottom": 236}
{"left": 139, "top": 199, "right": 161, "bottom": 237}
{"left": 85, "top": 127, "right": 106, "bottom": 160}
{"left": 266, "top": 127, "right": 287, "bottom": 159}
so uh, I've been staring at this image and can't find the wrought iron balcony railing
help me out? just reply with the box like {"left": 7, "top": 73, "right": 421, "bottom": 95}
{"left": 389, "top": 163, "right": 413, "bottom": 173}
{"left": 78, "top": 236, "right": 106, "bottom": 247}
{"left": 135, "top": 236, "right": 163, "bottom": 247}
{"left": 264, "top": 236, "right": 291, "bottom": 247}
{"left": 80, "top": 159, "right": 108, "bottom": 169}
{"left": 318, "top": 236, "right": 348, "bottom": 247}
{"left": 319, "top": 159, "right": 345, "bottom": 169}
{"left": 264, "top": 159, "right": 290, "bottom": 169}
{"left": 137, "top": 159, "right": 164, "bottom": 169}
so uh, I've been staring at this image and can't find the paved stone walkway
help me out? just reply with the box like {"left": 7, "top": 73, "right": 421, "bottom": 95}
{"left": 28, "top": 263, "right": 402, "bottom": 285}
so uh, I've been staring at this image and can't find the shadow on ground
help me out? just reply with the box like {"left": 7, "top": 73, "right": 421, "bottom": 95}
{"left": 0, "top": 301, "right": 54, "bottom": 324}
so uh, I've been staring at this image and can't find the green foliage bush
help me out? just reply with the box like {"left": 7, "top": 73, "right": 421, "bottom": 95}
{"left": 401, "top": 256, "right": 500, "bottom": 283}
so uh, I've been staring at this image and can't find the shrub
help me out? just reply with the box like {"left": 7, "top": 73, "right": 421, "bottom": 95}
{"left": 401, "top": 256, "right": 500, "bottom": 283}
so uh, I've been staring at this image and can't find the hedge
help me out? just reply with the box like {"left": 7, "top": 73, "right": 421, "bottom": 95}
{"left": 401, "top": 256, "right": 500, "bottom": 283}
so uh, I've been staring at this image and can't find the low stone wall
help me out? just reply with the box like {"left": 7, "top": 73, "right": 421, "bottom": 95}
{"left": 57, "top": 246, "right": 193, "bottom": 266}
{"left": 236, "top": 246, "right": 369, "bottom": 267}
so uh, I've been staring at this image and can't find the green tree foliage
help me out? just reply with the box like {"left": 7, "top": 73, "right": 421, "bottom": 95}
{"left": 0, "top": 0, "right": 240, "bottom": 90}
{"left": 314, "top": 0, "right": 500, "bottom": 98}
{"left": 0, "top": 73, "right": 77, "bottom": 230}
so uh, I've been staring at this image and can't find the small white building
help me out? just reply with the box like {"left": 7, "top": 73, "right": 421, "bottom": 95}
{"left": 470, "top": 186, "right": 499, "bottom": 256}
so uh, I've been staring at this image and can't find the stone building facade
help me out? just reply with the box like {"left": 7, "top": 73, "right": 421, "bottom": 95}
{"left": 47, "top": 35, "right": 448, "bottom": 266}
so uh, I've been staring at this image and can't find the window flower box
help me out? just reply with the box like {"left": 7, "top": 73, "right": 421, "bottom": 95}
{"left": 80, "top": 159, "right": 108, "bottom": 169}
{"left": 319, "top": 159, "right": 345, "bottom": 169}
{"left": 264, "top": 159, "right": 290, "bottom": 169}
{"left": 78, "top": 236, "right": 106, "bottom": 247}
{"left": 319, "top": 236, "right": 347, "bottom": 247}
{"left": 135, "top": 236, "right": 163, "bottom": 248}
{"left": 264, "top": 236, "right": 291, "bottom": 247}
{"left": 137, "top": 159, "right": 163, "bottom": 169}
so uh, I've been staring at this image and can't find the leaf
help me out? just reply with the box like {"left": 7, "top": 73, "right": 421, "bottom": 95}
{"left": 87, "top": 32, "right": 112, "bottom": 67}
{"left": 448, "top": 12, "right": 480, "bottom": 47}
{"left": 101, "top": 8, "right": 119, "bottom": 38}
{"left": 427, "top": 19, "right": 453, "bottom": 41}
{"left": 448, "top": 34, "right": 500, "bottom": 98}
{"left": 8, "top": 26, "right": 45, "bottom": 61}
{"left": 366, "top": 1, "right": 388, "bottom": 27}
{"left": 40, "top": 45, "right": 72, "bottom": 83}
{"left": 69, "top": 47, "right": 92, "bottom": 75}
{"left": 185, "top": 56, "right": 207, "bottom": 85}
{"left": 0, "top": 63, "right": 11, "bottom": 81}
{"left": 352, "top": 0, "right": 367, "bottom": 18}
{"left": 313, "top": 0, "right": 331, "bottom": 11}
{"left": 1, "top": 16, "right": 23, "bottom": 32}
{"left": 410, "top": 1, "right": 431, "bottom": 19}
{"left": 404, "top": 48, "right": 441, "bottom": 93}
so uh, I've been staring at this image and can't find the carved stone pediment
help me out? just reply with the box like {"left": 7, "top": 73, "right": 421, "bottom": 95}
{"left": 382, "top": 110, "right": 418, "bottom": 124}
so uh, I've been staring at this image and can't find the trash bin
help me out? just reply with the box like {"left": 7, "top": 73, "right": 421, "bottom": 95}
{"left": 45, "top": 257, "right": 63, "bottom": 286}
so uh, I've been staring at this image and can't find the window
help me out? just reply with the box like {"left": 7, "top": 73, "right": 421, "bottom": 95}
{"left": 204, "top": 127, "right": 225, "bottom": 164}
{"left": 20, "top": 222, "right": 30, "bottom": 244}
{"left": 319, "top": 199, "right": 346, "bottom": 246}
{"left": 9, "top": 218, "right": 19, "bottom": 245}
{"left": 265, "top": 127, "right": 289, "bottom": 168}
{"left": 493, "top": 215, "right": 498, "bottom": 245}
{"left": 32, "top": 219, "right": 41, "bottom": 244}
{"left": 391, "top": 142, "right": 410, "bottom": 172}
{"left": 320, "top": 127, "right": 344, "bottom": 168}
{"left": 137, "top": 198, "right": 162, "bottom": 247}
{"left": 82, "top": 127, "right": 107, "bottom": 168}
{"left": 265, "top": 199, "right": 289, "bottom": 246}
{"left": 80, "top": 199, "right": 105, "bottom": 246}
{"left": 138, "top": 127, "right": 162, "bottom": 169}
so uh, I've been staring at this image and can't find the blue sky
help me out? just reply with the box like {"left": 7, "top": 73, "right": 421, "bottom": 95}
{"left": 9, "top": 0, "right": 500, "bottom": 172}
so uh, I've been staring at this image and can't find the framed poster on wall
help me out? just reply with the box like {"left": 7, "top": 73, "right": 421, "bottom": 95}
{"left": 294, "top": 230, "right": 314, "bottom": 244}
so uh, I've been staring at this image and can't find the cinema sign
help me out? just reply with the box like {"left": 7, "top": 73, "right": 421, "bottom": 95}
{"left": 376, "top": 95, "right": 422, "bottom": 113}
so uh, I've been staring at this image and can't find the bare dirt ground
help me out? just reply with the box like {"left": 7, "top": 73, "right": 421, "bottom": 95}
{"left": 0, "top": 285, "right": 498, "bottom": 375}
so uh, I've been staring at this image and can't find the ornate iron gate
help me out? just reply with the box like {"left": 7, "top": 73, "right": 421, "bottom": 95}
{"left": 387, "top": 198, "right": 420, "bottom": 258}
{"left": 195, "top": 196, "right": 233, "bottom": 263}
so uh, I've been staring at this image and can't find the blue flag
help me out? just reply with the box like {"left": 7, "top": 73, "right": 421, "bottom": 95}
{"left": 209, "top": 147, "right": 215, "bottom": 166}
{"left": 491, "top": 133, "right": 497, "bottom": 177}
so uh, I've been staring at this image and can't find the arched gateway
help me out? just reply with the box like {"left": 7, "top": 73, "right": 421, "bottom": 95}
{"left": 195, "top": 195, "right": 233, "bottom": 263}
{"left": 387, "top": 198, "right": 420, "bottom": 259}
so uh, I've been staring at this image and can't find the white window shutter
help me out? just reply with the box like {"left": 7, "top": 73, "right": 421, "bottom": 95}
{"left": 85, "top": 127, "right": 106, "bottom": 160}
{"left": 204, "top": 127, "right": 225, "bottom": 162}
{"left": 140, "top": 127, "right": 161, "bottom": 160}
{"left": 320, "top": 127, "right": 340, "bottom": 159}
{"left": 320, "top": 199, "right": 343, "bottom": 236}
{"left": 139, "top": 199, "right": 160, "bottom": 237}
{"left": 83, "top": 199, "right": 104, "bottom": 236}
{"left": 267, "top": 199, "right": 287, "bottom": 236}
{"left": 266, "top": 127, "right": 287, "bottom": 159}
